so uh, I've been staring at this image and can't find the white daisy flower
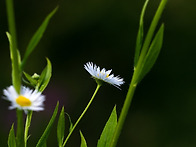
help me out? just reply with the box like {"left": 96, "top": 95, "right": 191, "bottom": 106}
{"left": 84, "top": 62, "right": 124, "bottom": 88}
{"left": 3, "top": 85, "right": 45, "bottom": 112}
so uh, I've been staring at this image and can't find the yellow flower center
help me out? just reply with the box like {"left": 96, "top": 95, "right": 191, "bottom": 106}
{"left": 97, "top": 73, "right": 109, "bottom": 78}
{"left": 16, "top": 95, "right": 31, "bottom": 107}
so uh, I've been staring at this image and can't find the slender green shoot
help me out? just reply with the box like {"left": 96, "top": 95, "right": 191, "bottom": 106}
{"left": 63, "top": 84, "right": 101, "bottom": 146}
{"left": 16, "top": 109, "right": 24, "bottom": 147}
{"left": 6, "top": 0, "right": 23, "bottom": 146}
{"left": 110, "top": 0, "right": 168, "bottom": 146}
{"left": 6, "top": 0, "right": 21, "bottom": 93}
{"left": 24, "top": 111, "right": 33, "bottom": 147}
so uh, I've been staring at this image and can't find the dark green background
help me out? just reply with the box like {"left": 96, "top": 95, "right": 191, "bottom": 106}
{"left": 0, "top": 0, "right": 196, "bottom": 146}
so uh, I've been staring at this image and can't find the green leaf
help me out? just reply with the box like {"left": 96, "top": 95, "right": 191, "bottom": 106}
{"left": 6, "top": 32, "right": 21, "bottom": 93}
{"left": 17, "top": 49, "right": 21, "bottom": 65}
{"left": 36, "top": 102, "right": 59, "bottom": 147}
{"left": 138, "top": 24, "right": 164, "bottom": 82}
{"left": 23, "top": 58, "right": 52, "bottom": 91}
{"left": 97, "top": 106, "right": 117, "bottom": 147}
{"left": 134, "top": 0, "right": 149, "bottom": 67}
{"left": 80, "top": 131, "right": 88, "bottom": 147}
{"left": 24, "top": 111, "right": 33, "bottom": 147}
{"left": 65, "top": 113, "right": 73, "bottom": 132}
{"left": 23, "top": 72, "right": 37, "bottom": 86}
{"left": 38, "top": 58, "right": 52, "bottom": 92}
{"left": 8, "top": 124, "right": 16, "bottom": 147}
{"left": 21, "top": 7, "right": 58, "bottom": 69}
{"left": 57, "top": 107, "right": 65, "bottom": 147}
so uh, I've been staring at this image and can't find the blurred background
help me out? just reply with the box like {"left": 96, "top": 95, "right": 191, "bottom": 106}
{"left": 0, "top": 0, "right": 196, "bottom": 146}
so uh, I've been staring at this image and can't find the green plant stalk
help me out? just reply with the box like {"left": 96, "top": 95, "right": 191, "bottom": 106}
{"left": 110, "top": 0, "right": 168, "bottom": 146}
{"left": 24, "top": 111, "right": 33, "bottom": 147}
{"left": 6, "top": 0, "right": 23, "bottom": 146}
{"left": 134, "top": 0, "right": 168, "bottom": 82}
{"left": 16, "top": 109, "right": 24, "bottom": 147}
{"left": 109, "top": 73, "right": 137, "bottom": 147}
{"left": 63, "top": 84, "right": 101, "bottom": 146}
{"left": 6, "top": 0, "right": 21, "bottom": 93}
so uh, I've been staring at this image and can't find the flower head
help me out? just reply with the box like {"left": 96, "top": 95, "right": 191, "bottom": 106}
{"left": 3, "top": 85, "right": 45, "bottom": 112}
{"left": 84, "top": 62, "right": 124, "bottom": 88}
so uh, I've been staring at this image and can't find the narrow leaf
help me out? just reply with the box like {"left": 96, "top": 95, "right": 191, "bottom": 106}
{"left": 134, "top": 0, "right": 149, "bottom": 67}
{"left": 65, "top": 113, "right": 73, "bottom": 132}
{"left": 24, "top": 111, "right": 33, "bottom": 147}
{"left": 138, "top": 24, "right": 164, "bottom": 82}
{"left": 36, "top": 102, "right": 59, "bottom": 147}
{"left": 6, "top": 32, "right": 21, "bottom": 92}
{"left": 8, "top": 124, "right": 16, "bottom": 147}
{"left": 38, "top": 58, "right": 52, "bottom": 92}
{"left": 21, "top": 7, "right": 58, "bottom": 69}
{"left": 80, "top": 131, "right": 87, "bottom": 147}
{"left": 57, "top": 107, "right": 65, "bottom": 147}
{"left": 97, "top": 106, "right": 117, "bottom": 147}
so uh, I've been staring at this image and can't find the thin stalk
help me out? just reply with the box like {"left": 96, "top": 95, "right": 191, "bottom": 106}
{"left": 24, "top": 111, "right": 33, "bottom": 147}
{"left": 16, "top": 109, "right": 24, "bottom": 147}
{"left": 110, "top": 0, "right": 168, "bottom": 146}
{"left": 6, "top": 0, "right": 21, "bottom": 93}
{"left": 134, "top": 0, "right": 168, "bottom": 83}
{"left": 63, "top": 84, "right": 101, "bottom": 147}
{"left": 6, "top": 0, "right": 23, "bottom": 146}
{"left": 109, "top": 73, "right": 137, "bottom": 147}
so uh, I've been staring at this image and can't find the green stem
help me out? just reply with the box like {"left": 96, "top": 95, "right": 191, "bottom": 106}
{"left": 110, "top": 73, "right": 137, "bottom": 147}
{"left": 110, "top": 0, "right": 168, "bottom": 146}
{"left": 24, "top": 111, "right": 33, "bottom": 147}
{"left": 16, "top": 109, "right": 24, "bottom": 147}
{"left": 6, "top": 0, "right": 23, "bottom": 146}
{"left": 134, "top": 0, "right": 168, "bottom": 82}
{"left": 6, "top": 0, "right": 21, "bottom": 93}
{"left": 63, "top": 84, "right": 101, "bottom": 147}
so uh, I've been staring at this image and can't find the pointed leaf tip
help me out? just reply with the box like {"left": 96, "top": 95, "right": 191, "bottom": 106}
{"left": 97, "top": 106, "right": 117, "bottom": 147}
{"left": 8, "top": 124, "right": 16, "bottom": 147}
{"left": 80, "top": 131, "right": 88, "bottom": 147}
{"left": 21, "top": 7, "right": 58, "bottom": 69}
{"left": 36, "top": 102, "right": 59, "bottom": 147}
{"left": 57, "top": 106, "right": 65, "bottom": 147}
{"left": 38, "top": 58, "right": 52, "bottom": 92}
{"left": 138, "top": 23, "right": 164, "bottom": 82}
{"left": 134, "top": 0, "right": 150, "bottom": 67}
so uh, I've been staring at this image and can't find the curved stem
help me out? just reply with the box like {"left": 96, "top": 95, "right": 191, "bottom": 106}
{"left": 63, "top": 84, "right": 101, "bottom": 147}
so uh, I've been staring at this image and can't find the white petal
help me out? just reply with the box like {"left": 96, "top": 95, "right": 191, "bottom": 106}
{"left": 2, "top": 85, "right": 45, "bottom": 112}
{"left": 84, "top": 62, "right": 124, "bottom": 88}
